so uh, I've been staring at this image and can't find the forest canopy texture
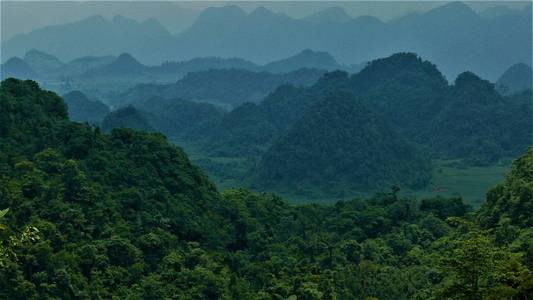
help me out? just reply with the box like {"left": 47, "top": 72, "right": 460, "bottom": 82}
{"left": 0, "top": 79, "right": 532, "bottom": 299}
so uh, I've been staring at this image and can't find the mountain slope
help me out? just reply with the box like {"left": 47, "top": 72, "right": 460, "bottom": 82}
{"left": 116, "top": 68, "right": 325, "bottom": 108}
{"left": 101, "top": 106, "right": 153, "bottom": 132}
{"left": 263, "top": 49, "right": 342, "bottom": 73}
{"left": 63, "top": 90, "right": 110, "bottom": 124}
{"left": 1, "top": 15, "right": 174, "bottom": 64}
{"left": 496, "top": 63, "right": 533, "bottom": 95}
{"left": 249, "top": 92, "right": 432, "bottom": 197}
{"left": 0, "top": 57, "right": 38, "bottom": 79}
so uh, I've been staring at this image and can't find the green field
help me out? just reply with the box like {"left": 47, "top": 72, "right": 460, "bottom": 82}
{"left": 176, "top": 139, "right": 512, "bottom": 207}
{"left": 405, "top": 160, "right": 511, "bottom": 207}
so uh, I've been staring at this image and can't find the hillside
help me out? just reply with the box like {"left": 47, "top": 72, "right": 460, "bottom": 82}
{"left": 101, "top": 106, "right": 153, "bottom": 132}
{"left": 134, "top": 96, "right": 227, "bottom": 140}
{"left": 1, "top": 78, "right": 531, "bottom": 299}
{"left": 249, "top": 92, "right": 432, "bottom": 197}
{"left": 496, "top": 63, "right": 533, "bottom": 95}
{"left": 263, "top": 49, "right": 342, "bottom": 73}
{"left": 209, "top": 71, "right": 351, "bottom": 157}
{"left": 62, "top": 90, "right": 110, "bottom": 124}
{"left": 0, "top": 57, "right": 38, "bottom": 80}
{"left": 116, "top": 68, "right": 325, "bottom": 108}
{"left": 82, "top": 53, "right": 149, "bottom": 78}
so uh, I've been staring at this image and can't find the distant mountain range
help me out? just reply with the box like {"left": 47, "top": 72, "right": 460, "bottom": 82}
{"left": 1, "top": 49, "right": 352, "bottom": 83}
{"left": 115, "top": 68, "right": 325, "bottom": 109}
{"left": 1, "top": 2, "right": 531, "bottom": 80}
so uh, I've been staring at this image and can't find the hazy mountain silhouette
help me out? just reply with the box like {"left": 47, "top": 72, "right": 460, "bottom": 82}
{"left": 2, "top": 2, "right": 531, "bottom": 79}
{"left": 23, "top": 49, "right": 65, "bottom": 74}
{"left": 0, "top": 57, "right": 38, "bottom": 79}
{"left": 82, "top": 53, "right": 148, "bottom": 77}
{"left": 496, "top": 63, "right": 533, "bottom": 95}
{"left": 263, "top": 49, "right": 342, "bottom": 73}
{"left": 301, "top": 7, "right": 353, "bottom": 24}
{"left": 63, "top": 90, "right": 110, "bottom": 124}
{"left": 1, "top": 15, "right": 173, "bottom": 63}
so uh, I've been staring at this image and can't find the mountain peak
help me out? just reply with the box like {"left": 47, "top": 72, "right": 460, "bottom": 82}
{"left": 249, "top": 6, "right": 276, "bottom": 17}
{"left": 264, "top": 49, "right": 340, "bottom": 73}
{"left": 425, "top": 2, "right": 478, "bottom": 20}
{"left": 115, "top": 53, "right": 141, "bottom": 65}
{"left": 303, "top": 7, "right": 353, "bottom": 24}
{"left": 196, "top": 5, "right": 247, "bottom": 24}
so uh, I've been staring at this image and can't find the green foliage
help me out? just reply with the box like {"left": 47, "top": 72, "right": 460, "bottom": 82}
{"left": 249, "top": 92, "right": 432, "bottom": 196}
{"left": 0, "top": 79, "right": 531, "bottom": 299}
{"left": 101, "top": 106, "right": 153, "bottom": 133}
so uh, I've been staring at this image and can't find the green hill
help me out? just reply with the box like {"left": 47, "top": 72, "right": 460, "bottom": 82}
{"left": 63, "top": 90, "right": 110, "bottom": 124}
{"left": 249, "top": 92, "right": 432, "bottom": 197}
{"left": 0, "top": 78, "right": 532, "bottom": 299}
{"left": 101, "top": 106, "right": 153, "bottom": 133}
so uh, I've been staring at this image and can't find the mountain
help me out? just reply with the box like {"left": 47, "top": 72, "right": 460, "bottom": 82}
{"left": 134, "top": 96, "right": 227, "bottom": 140}
{"left": 426, "top": 72, "right": 532, "bottom": 164}
{"left": 61, "top": 55, "right": 116, "bottom": 76}
{"left": 82, "top": 53, "right": 149, "bottom": 77}
{"left": 1, "top": 78, "right": 531, "bottom": 299}
{"left": 101, "top": 106, "right": 153, "bottom": 132}
{"left": 496, "top": 63, "right": 533, "bottom": 95}
{"left": 301, "top": 7, "right": 353, "bottom": 24}
{"left": 151, "top": 56, "right": 259, "bottom": 75}
{"left": 248, "top": 92, "right": 432, "bottom": 197}
{"left": 263, "top": 49, "right": 342, "bottom": 73}
{"left": 116, "top": 68, "right": 325, "bottom": 108}
{"left": 4, "top": 2, "right": 529, "bottom": 79}
{"left": 209, "top": 71, "right": 351, "bottom": 157}
{"left": 1, "top": 15, "right": 174, "bottom": 64}
{"left": 206, "top": 53, "right": 531, "bottom": 171}
{"left": 0, "top": 57, "right": 38, "bottom": 79}
{"left": 62, "top": 90, "right": 110, "bottom": 124}
{"left": 23, "top": 49, "right": 65, "bottom": 74}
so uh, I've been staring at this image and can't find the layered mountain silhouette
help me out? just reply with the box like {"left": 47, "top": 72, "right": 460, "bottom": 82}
{"left": 496, "top": 63, "right": 533, "bottom": 95}
{"left": 62, "top": 90, "right": 110, "bottom": 124}
{"left": 301, "top": 7, "right": 353, "bottom": 24}
{"left": 116, "top": 68, "right": 325, "bottom": 108}
{"left": 101, "top": 106, "right": 153, "bottom": 133}
{"left": 2, "top": 2, "right": 531, "bottom": 79}
{"left": 0, "top": 57, "right": 38, "bottom": 79}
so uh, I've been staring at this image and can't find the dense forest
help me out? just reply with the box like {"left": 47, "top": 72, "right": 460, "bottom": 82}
{"left": 48, "top": 53, "right": 532, "bottom": 199}
{"left": 0, "top": 79, "right": 532, "bottom": 299}
{"left": 1, "top": 2, "right": 531, "bottom": 299}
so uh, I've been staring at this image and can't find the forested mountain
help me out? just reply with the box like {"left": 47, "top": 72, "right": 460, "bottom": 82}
{"left": 101, "top": 106, "right": 153, "bottom": 133}
{"left": 1, "top": 78, "right": 532, "bottom": 299}
{"left": 62, "top": 91, "right": 110, "bottom": 124}
{"left": 208, "top": 53, "right": 531, "bottom": 169}
{"left": 23, "top": 49, "right": 65, "bottom": 75}
{"left": 116, "top": 68, "right": 325, "bottom": 108}
{"left": 134, "top": 97, "right": 227, "bottom": 141}
{"left": 426, "top": 72, "right": 532, "bottom": 164}
{"left": 496, "top": 63, "right": 533, "bottom": 95}
{"left": 82, "top": 53, "right": 148, "bottom": 78}
{"left": 262, "top": 49, "right": 343, "bottom": 73}
{"left": 208, "top": 71, "right": 351, "bottom": 157}
{"left": 249, "top": 92, "right": 432, "bottom": 196}
{"left": 0, "top": 57, "right": 38, "bottom": 80}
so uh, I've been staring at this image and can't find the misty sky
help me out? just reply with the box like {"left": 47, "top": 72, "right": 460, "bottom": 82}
{"left": 1, "top": 1, "right": 530, "bottom": 41}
